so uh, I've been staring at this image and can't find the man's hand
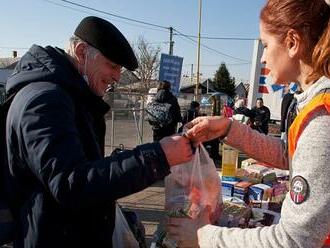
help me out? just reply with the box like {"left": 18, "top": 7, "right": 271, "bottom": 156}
{"left": 166, "top": 206, "right": 211, "bottom": 248}
{"left": 160, "top": 135, "right": 193, "bottom": 166}
{"left": 185, "top": 116, "right": 232, "bottom": 146}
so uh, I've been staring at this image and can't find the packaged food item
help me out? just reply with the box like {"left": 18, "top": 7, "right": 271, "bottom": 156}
{"left": 222, "top": 180, "right": 239, "bottom": 197}
{"left": 241, "top": 158, "right": 257, "bottom": 169}
{"left": 218, "top": 200, "right": 252, "bottom": 227}
{"left": 248, "top": 183, "right": 272, "bottom": 201}
{"left": 233, "top": 181, "right": 253, "bottom": 203}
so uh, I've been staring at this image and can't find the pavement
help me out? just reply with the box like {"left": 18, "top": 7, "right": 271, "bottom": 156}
{"left": 105, "top": 117, "right": 165, "bottom": 247}
{"left": 118, "top": 180, "right": 166, "bottom": 246}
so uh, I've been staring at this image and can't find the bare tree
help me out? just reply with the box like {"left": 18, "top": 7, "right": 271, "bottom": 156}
{"left": 133, "top": 36, "right": 161, "bottom": 93}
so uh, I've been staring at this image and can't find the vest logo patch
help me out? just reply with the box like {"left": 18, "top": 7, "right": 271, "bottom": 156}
{"left": 290, "top": 176, "right": 309, "bottom": 204}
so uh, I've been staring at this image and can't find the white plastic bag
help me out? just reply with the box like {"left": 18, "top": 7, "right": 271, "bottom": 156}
{"left": 165, "top": 144, "right": 222, "bottom": 222}
{"left": 112, "top": 203, "right": 139, "bottom": 248}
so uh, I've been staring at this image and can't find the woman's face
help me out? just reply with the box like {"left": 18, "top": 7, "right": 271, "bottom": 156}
{"left": 259, "top": 21, "right": 299, "bottom": 85}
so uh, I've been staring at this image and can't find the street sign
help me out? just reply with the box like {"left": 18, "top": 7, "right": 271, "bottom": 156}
{"left": 159, "top": 53, "right": 183, "bottom": 95}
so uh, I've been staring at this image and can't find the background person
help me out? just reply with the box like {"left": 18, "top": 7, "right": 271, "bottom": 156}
{"left": 280, "top": 91, "right": 294, "bottom": 139}
{"left": 151, "top": 81, "right": 182, "bottom": 141}
{"left": 167, "top": 0, "right": 330, "bottom": 247}
{"left": 178, "top": 100, "right": 200, "bottom": 133}
{"left": 251, "top": 97, "right": 271, "bottom": 134}
{"left": 3, "top": 16, "right": 193, "bottom": 248}
{"left": 233, "top": 98, "right": 253, "bottom": 125}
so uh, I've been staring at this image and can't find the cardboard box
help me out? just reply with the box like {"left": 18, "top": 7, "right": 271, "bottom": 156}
{"left": 248, "top": 183, "right": 271, "bottom": 201}
{"left": 222, "top": 180, "right": 239, "bottom": 197}
{"left": 233, "top": 181, "right": 253, "bottom": 202}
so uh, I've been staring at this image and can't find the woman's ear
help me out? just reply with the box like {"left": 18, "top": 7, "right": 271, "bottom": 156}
{"left": 286, "top": 29, "right": 301, "bottom": 58}
{"left": 74, "top": 42, "right": 87, "bottom": 64}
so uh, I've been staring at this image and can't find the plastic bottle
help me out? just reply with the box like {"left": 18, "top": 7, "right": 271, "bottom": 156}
{"left": 222, "top": 144, "right": 238, "bottom": 181}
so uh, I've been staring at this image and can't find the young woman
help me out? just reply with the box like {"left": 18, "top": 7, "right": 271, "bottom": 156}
{"left": 167, "top": 0, "right": 330, "bottom": 247}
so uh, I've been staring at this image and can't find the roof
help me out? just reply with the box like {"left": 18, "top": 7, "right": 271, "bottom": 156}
{"left": 180, "top": 78, "right": 217, "bottom": 93}
{"left": 0, "top": 69, "right": 14, "bottom": 84}
{"left": 0, "top": 57, "right": 20, "bottom": 69}
{"left": 118, "top": 68, "right": 140, "bottom": 85}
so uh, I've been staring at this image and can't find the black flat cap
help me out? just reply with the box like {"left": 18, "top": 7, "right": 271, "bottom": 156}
{"left": 74, "top": 16, "right": 138, "bottom": 71}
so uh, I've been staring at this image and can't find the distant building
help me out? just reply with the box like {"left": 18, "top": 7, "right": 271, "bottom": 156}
{"left": 235, "top": 82, "right": 249, "bottom": 98}
{"left": 0, "top": 57, "right": 20, "bottom": 84}
{"left": 0, "top": 57, "right": 20, "bottom": 103}
{"left": 180, "top": 79, "right": 217, "bottom": 94}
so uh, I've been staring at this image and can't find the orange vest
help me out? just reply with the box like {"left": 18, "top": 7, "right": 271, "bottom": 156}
{"left": 287, "top": 91, "right": 330, "bottom": 245}
{"left": 288, "top": 92, "right": 330, "bottom": 158}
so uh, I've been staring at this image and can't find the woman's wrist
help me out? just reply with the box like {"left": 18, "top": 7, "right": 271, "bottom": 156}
{"left": 219, "top": 118, "right": 233, "bottom": 140}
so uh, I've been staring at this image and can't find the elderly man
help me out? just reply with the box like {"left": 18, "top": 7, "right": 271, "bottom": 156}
{"left": 4, "top": 16, "right": 192, "bottom": 247}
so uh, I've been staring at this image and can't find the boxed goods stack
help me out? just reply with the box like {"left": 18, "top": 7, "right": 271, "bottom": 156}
{"left": 233, "top": 181, "right": 253, "bottom": 203}
{"left": 218, "top": 158, "right": 290, "bottom": 229}
{"left": 221, "top": 179, "right": 239, "bottom": 197}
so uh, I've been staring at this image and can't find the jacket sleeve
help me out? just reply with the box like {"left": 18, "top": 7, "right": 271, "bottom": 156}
{"left": 19, "top": 88, "right": 170, "bottom": 210}
{"left": 198, "top": 111, "right": 330, "bottom": 248}
{"left": 225, "top": 120, "right": 288, "bottom": 169}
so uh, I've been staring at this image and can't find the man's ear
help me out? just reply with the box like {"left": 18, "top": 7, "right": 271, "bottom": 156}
{"left": 285, "top": 29, "right": 301, "bottom": 58}
{"left": 74, "top": 42, "right": 87, "bottom": 65}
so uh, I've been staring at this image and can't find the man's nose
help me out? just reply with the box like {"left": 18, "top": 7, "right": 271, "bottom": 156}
{"left": 112, "top": 67, "right": 121, "bottom": 83}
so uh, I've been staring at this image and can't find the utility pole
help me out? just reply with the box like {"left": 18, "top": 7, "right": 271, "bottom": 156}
{"left": 169, "top": 27, "right": 174, "bottom": 55}
{"left": 190, "top": 64, "right": 194, "bottom": 84}
{"left": 195, "top": 0, "right": 202, "bottom": 101}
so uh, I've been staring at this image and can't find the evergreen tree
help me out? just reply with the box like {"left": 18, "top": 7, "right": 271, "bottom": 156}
{"left": 213, "top": 63, "right": 236, "bottom": 97}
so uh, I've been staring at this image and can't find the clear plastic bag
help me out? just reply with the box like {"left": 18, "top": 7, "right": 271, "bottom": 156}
{"left": 165, "top": 144, "right": 222, "bottom": 222}
{"left": 112, "top": 203, "right": 139, "bottom": 248}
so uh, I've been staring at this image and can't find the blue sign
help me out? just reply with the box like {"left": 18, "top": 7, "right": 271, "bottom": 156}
{"left": 159, "top": 53, "right": 183, "bottom": 95}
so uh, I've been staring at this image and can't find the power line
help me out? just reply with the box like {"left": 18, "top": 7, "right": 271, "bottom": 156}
{"left": 42, "top": 0, "right": 251, "bottom": 64}
{"left": 59, "top": 0, "right": 170, "bottom": 30}
{"left": 183, "top": 62, "right": 251, "bottom": 67}
{"left": 41, "top": 0, "right": 169, "bottom": 33}
{"left": 174, "top": 28, "right": 250, "bottom": 63}
{"left": 0, "top": 47, "right": 29, "bottom": 50}
{"left": 175, "top": 33, "right": 257, "bottom": 41}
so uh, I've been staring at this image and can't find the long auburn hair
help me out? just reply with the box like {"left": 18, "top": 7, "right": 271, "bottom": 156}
{"left": 260, "top": 0, "right": 330, "bottom": 82}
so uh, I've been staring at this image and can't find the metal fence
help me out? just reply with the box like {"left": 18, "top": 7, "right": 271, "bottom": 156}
{"left": 103, "top": 91, "right": 224, "bottom": 155}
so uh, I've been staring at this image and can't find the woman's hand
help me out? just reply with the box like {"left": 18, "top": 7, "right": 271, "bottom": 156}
{"left": 185, "top": 116, "right": 232, "bottom": 146}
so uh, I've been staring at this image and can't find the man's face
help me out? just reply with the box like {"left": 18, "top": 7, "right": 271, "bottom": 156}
{"left": 256, "top": 100, "right": 263, "bottom": 108}
{"left": 85, "top": 51, "right": 121, "bottom": 97}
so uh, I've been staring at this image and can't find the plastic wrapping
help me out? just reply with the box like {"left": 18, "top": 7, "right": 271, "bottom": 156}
{"left": 112, "top": 203, "right": 139, "bottom": 248}
{"left": 165, "top": 144, "right": 222, "bottom": 222}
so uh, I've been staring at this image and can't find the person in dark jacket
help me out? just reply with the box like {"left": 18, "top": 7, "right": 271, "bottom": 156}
{"left": 4, "top": 16, "right": 192, "bottom": 248}
{"left": 178, "top": 101, "right": 200, "bottom": 133}
{"left": 251, "top": 97, "right": 271, "bottom": 134}
{"left": 280, "top": 92, "right": 294, "bottom": 135}
{"left": 233, "top": 98, "right": 254, "bottom": 125}
{"left": 151, "top": 81, "right": 182, "bottom": 141}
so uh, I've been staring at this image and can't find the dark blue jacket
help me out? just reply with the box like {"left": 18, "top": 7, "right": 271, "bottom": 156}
{"left": 5, "top": 45, "right": 170, "bottom": 248}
